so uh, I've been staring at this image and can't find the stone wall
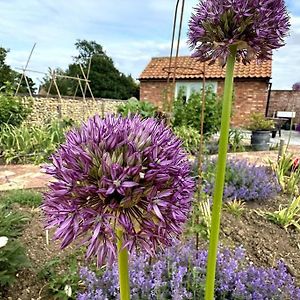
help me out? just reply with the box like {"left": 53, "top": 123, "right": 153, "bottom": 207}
{"left": 268, "top": 90, "right": 300, "bottom": 124}
{"left": 140, "top": 79, "right": 269, "bottom": 127}
{"left": 24, "top": 96, "right": 126, "bottom": 124}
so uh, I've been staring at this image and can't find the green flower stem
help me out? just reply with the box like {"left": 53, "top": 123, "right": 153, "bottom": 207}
{"left": 204, "top": 45, "right": 237, "bottom": 300}
{"left": 117, "top": 229, "right": 130, "bottom": 300}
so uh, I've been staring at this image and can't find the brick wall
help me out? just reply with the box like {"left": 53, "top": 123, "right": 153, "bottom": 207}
{"left": 24, "top": 96, "right": 125, "bottom": 124}
{"left": 140, "top": 81, "right": 170, "bottom": 109}
{"left": 268, "top": 90, "right": 300, "bottom": 124}
{"left": 140, "top": 79, "right": 268, "bottom": 126}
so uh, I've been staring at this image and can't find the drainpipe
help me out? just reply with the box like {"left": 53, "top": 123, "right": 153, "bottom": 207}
{"left": 265, "top": 81, "right": 272, "bottom": 117}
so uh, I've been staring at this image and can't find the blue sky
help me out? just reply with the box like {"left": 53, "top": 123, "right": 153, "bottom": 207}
{"left": 0, "top": 0, "right": 299, "bottom": 89}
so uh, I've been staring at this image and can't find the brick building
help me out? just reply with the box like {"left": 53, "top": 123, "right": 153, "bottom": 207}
{"left": 139, "top": 56, "right": 272, "bottom": 126}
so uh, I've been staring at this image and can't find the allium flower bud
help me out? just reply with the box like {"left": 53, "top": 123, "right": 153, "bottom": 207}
{"left": 42, "top": 115, "right": 194, "bottom": 266}
{"left": 188, "top": 0, "right": 290, "bottom": 65}
{"left": 292, "top": 82, "right": 300, "bottom": 91}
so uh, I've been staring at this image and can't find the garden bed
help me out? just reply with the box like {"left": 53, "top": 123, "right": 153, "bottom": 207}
{"left": 1, "top": 192, "right": 300, "bottom": 299}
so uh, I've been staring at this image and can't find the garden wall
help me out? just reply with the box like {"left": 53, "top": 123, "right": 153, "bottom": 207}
{"left": 268, "top": 90, "right": 300, "bottom": 124}
{"left": 24, "top": 96, "right": 125, "bottom": 124}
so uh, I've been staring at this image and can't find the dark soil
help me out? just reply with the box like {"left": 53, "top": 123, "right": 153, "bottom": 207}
{"left": 220, "top": 195, "right": 300, "bottom": 282}
{"left": 2, "top": 194, "right": 300, "bottom": 299}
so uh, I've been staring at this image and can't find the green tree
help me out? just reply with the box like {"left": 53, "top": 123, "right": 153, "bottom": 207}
{"left": 0, "top": 47, "right": 36, "bottom": 94}
{"left": 41, "top": 40, "right": 139, "bottom": 99}
{"left": 0, "top": 48, "right": 13, "bottom": 86}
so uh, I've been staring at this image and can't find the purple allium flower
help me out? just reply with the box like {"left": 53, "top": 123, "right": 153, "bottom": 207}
{"left": 188, "top": 0, "right": 290, "bottom": 65}
{"left": 292, "top": 82, "right": 300, "bottom": 91}
{"left": 42, "top": 115, "right": 194, "bottom": 266}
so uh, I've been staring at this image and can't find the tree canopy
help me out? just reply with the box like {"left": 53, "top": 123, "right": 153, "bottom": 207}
{"left": 0, "top": 47, "right": 36, "bottom": 94}
{"left": 42, "top": 40, "right": 139, "bottom": 99}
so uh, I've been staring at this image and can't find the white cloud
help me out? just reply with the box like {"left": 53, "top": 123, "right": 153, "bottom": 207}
{"left": 0, "top": 0, "right": 299, "bottom": 89}
{"left": 272, "top": 15, "right": 300, "bottom": 89}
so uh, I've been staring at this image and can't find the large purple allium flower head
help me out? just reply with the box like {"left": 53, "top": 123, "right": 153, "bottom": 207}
{"left": 188, "top": 0, "right": 290, "bottom": 65}
{"left": 42, "top": 115, "right": 194, "bottom": 266}
{"left": 292, "top": 82, "right": 300, "bottom": 91}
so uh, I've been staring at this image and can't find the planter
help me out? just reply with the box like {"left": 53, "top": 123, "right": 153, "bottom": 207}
{"left": 251, "top": 130, "right": 271, "bottom": 151}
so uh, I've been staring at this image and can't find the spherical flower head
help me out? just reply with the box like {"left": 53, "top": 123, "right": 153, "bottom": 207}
{"left": 188, "top": 0, "right": 290, "bottom": 65}
{"left": 42, "top": 115, "right": 194, "bottom": 266}
{"left": 292, "top": 82, "right": 300, "bottom": 91}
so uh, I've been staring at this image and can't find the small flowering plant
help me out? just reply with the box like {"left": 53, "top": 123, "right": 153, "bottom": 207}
{"left": 188, "top": 0, "right": 290, "bottom": 298}
{"left": 292, "top": 82, "right": 300, "bottom": 91}
{"left": 42, "top": 115, "right": 194, "bottom": 299}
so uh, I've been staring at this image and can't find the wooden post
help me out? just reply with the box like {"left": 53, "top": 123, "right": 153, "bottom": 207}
{"left": 278, "top": 139, "right": 285, "bottom": 161}
{"left": 15, "top": 43, "right": 36, "bottom": 96}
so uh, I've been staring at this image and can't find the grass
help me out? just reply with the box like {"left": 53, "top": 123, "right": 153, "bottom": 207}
{"left": 0, "top": 189, "right": 42, "bottom": 208}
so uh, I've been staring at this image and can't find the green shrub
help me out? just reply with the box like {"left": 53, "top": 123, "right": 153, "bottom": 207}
{"left": 0, "top": 239, "right": 30, "bottom": 287}
{"left": 247, "top": 113, "right": 275, "bottom": 131}
{"left": 0, "top": 120, "right": 69, "bottom": 164}
{"left": 0, "top": 205, "right": 29, "bottom": 288}
{"left": 0, "top": 84, "right": 32, "bottom": 127}
{"left": 118, "top": 98, "right": 158, "bottom": 118}
{"left": 173, "top": 126, "right": 201, "bottom": 154}
{"left": 172, "top": 87, "right": 222, "bottom": 138}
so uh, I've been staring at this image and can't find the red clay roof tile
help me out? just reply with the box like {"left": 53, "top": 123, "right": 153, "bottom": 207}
{"left": 139, "top": 56, "right": 272, "bottom": 80}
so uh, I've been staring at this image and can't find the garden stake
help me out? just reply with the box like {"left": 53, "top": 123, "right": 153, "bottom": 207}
{"left": 117, "top": 229, "right": 130, "bottom": 300}
{"left": 205, "top": 45, "right": 237, "bottom": 300}
{"left": 196, "top": 62, "right": 206, "bottom": 251}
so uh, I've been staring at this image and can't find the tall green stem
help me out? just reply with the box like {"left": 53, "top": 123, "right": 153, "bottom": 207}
{"left": 204, "top": 45, "right": 237, "bottom": 300}
{"left": 117, "top": 229, "right": 130, "bottom": 300}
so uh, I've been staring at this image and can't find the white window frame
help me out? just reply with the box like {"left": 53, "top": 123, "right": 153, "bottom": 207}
{"left": 175, "top": 81, "right": 218, "bottom": 100}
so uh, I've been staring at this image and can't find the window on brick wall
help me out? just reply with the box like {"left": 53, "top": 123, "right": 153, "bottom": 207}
{"left": 175, "top": 81, "right": 217, "bottom": 101}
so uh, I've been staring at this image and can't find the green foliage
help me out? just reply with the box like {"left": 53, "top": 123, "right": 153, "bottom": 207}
{"left": 42, "top": 40, "right": 139, "bottom": 99}
{"left": 0, "top": 119, "right": 69, "bottom": 164}
{"left": 0, "top": 83, "right": 32, "bottom": 127}
{"left": 38, "top": 256, "right": 81, "bottom": 300}
{"left": 228, "top": 128, "right": 245, "bottom": 152}
{"left": 268, "top": 154, "right": 300, "bottom": 196}
{"left": 224, "top": 199, "right": 245, "bottom": 217}
{"left": 257, "top": 196, "right": 300, "bottom": 231}
{"left": 187, "top": 194, "right": 211, "bottom": 240}
{"left": 117, "top": 98, "right": 158, "bottom": 118}
{"left": 172, "top": 87, "right": 222, "bottom": 138}
{"left": 247, "top": 113, "right": 275, "bottom": 131}
{"left": 0, "top": 239, "right": 30, "bottom": 287}
{"left": 1, "top": 190, "right": 42, "bottom": 208}
{"left": 0, "top": 205, "right": 29, "bottom": 288}
{"left": 173, "top": 126, "right": 201, "bottom": 154}
{"left": 0, "top": 205, "right": 29, "bottom": 238}
{"left": 0, "top": 47, "right": 36, "bottom": 94}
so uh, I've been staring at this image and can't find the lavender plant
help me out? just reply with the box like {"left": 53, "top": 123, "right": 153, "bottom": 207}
{"left": 42, "top": 115, "right": 194, "bottom": 299}
{"left": 188, "top": 1, "right": 290, "bottom": 297}
{"left": 203, "top": 159, "right": 280, "bottom": 202}
{"left": 78, "top": 242, "right": 300, "bottom": 300}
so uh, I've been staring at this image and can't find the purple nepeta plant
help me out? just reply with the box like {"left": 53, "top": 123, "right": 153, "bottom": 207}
{"left": 78, "top": 242, "right": 300, "bottom": 300}
{"left": 203, "top": 159, "right": 280, "bottom": 201}
{"left": 188, "top": 0, "right": 290, "bottom": 64}
{"left": 42, "top": 115, "right": 194, "bottom": 266}
{"left": 292, "top": 82, "right": 300, "bottom": 91}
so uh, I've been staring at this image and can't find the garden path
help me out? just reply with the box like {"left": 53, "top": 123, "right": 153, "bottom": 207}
{"left": 0, "top": 145, "right": 299, "bottom": 192}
